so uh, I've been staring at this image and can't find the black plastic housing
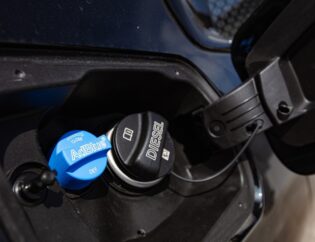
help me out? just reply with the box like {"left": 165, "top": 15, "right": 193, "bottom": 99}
{"left": 0, "top": 48, "right": 260, "bottom": 242}
{"left": 231, "top": 0, "right": 315, "bottom": 174}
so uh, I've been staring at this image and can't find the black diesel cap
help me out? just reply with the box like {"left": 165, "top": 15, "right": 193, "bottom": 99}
{"left": 112, "top": 111, "right": 175, "bottom": 181}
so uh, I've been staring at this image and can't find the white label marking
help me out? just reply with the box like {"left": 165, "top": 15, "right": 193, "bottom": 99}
{"left": 70, "top": 139, "right": 107, "bottom": 162}
{"left": 162, "top": 149, "right": 170, "bottom": 161}
{"left": 145, "top": 121, "right": 164, "bottom": 161}
{"left": 123, "top": 127, "right": 134, "bottom": 141}
{"left": 89, "top": 167, "right": 98, "bottom": 174}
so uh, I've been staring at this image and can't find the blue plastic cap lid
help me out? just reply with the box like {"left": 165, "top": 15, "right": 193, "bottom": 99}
{"left": 48, "top": 130, "right": 111, "bottom": 190}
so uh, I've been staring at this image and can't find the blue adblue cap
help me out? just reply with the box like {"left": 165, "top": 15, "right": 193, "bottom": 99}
{"left": 48, "top": 130, "right": 111, "bottom": 190}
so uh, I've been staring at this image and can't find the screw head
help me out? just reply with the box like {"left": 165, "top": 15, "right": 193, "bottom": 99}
{"left": 209, "top": 121, "right": 225, "bottom": 137}
{"left": 277, "top": 101, "right": 292, "bottom": 120}
{"left": 137, "top": 229, "right": 146, "bottom": 237}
